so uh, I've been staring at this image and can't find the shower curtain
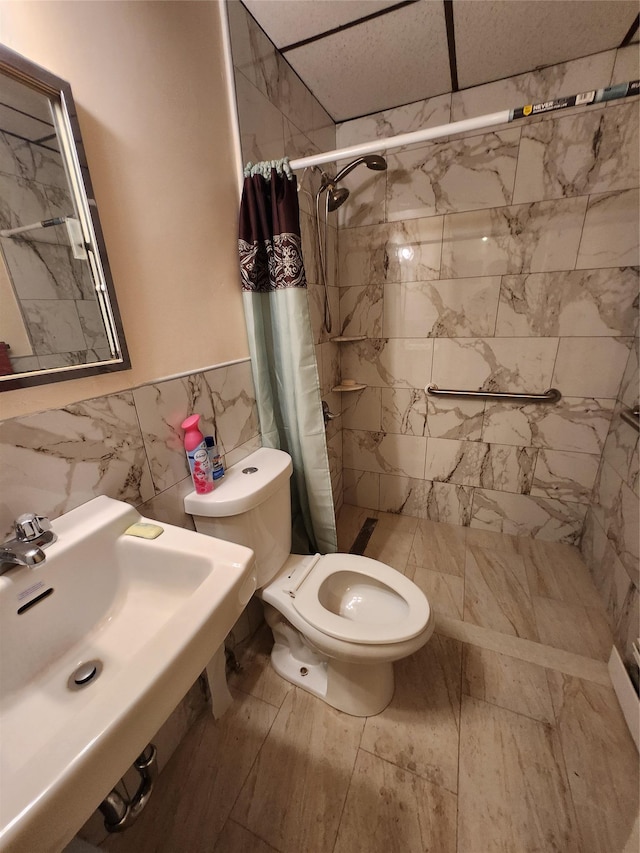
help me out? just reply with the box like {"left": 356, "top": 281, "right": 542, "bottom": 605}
{"left": 238, "top": 161, "right": 337, "bottom": 555}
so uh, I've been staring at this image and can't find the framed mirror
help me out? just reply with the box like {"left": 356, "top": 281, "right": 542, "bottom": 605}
{"left": 0, "top": 44, "right": 130, "bottom": 391}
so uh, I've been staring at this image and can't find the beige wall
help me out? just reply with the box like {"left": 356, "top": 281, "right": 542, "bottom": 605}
{"left": 0, "top": 0, "right": 248, "bottom": 420}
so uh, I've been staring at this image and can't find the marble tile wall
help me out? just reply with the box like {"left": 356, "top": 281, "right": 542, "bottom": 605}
{"left": 227, "top": 0, "right": 343, "bottom": 513}
{"left": 227, "top": 16, "right": 639, "bottom": 670}
{"left": 0, "top": 358, "right": 261, "bottom": 538}
{"left": 0, "top": 133, "right": 109, "bottom": 371}
{"left": 336, "top": 45, "right": 639, "bottom": 552}
{"left": 580, "top": 333, "right": 639, "bottom": 679}
{"left": 0, "top": 357, "right": 262, "bottom": 841}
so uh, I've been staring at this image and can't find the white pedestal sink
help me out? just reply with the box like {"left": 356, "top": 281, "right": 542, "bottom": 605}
{"left": 0, "top": 496, "right": 256, "bottom": 853}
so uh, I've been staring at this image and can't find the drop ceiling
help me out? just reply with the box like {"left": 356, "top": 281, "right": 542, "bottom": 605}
{"left": 241, "top": 0, "right": 639, "bottom": 121}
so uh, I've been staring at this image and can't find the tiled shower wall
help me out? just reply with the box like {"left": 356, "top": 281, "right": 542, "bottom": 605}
{"left": 335, "top": 46, "right": 639, "bottom": 549}
{"left": 581, "top": 334, "right": 639, "bottom": 676}
{"left": 227, "top": 0, "right": 343, "bottom": 513}
{"left": 227, "top": 14, "right": 639, "bottom": 667}
{"left": 0, "top": 130, "right": 111, "bottom": 371}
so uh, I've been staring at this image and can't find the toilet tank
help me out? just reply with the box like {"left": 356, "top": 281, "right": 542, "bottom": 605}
{"left": 184, "top": 447, "right": 293, "bottom": 587}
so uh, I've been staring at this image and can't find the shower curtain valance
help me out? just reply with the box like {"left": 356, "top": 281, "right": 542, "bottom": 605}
{"left": 238, "top": 163, "right": 307, "bottom": 293}
{"left": 243, "top": 157, "right": 293, "bottom": 179}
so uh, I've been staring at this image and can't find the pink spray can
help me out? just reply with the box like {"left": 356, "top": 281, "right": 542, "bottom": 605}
{"left": 181, "top": 414, "right": 214, "bottom": 494}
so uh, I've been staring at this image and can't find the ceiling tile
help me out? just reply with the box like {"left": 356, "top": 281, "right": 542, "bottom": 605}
{"left": 242, "top": 0, "right": 402, "bottom": 49}
{"left": 285, "top": 1, "right": 451, "bottom": 121}
{"left": 455, "top": 0, "right": 639, "bottom": 90}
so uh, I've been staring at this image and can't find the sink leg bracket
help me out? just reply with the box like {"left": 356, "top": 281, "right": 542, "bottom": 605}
{"left": 206, "top": 644, "right": 234, "bottom": 719}
{"left": 98, "top": 743, "right": 158, "bottom": 832}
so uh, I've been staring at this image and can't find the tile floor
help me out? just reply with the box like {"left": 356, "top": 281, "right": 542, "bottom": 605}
{"left": 102, "top": 507, "right": 638, "bottom": 853}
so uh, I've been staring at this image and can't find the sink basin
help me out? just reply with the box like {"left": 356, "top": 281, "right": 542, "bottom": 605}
{"left": 0, "top": 495, "right": 256, "bottom": 853}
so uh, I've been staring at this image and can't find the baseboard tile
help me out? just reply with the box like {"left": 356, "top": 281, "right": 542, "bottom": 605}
{"left": 608, "top": 645, "right": 640, "bottom": 752}
{"left": 434, "top": 614, "right": 611, "bottom": 686}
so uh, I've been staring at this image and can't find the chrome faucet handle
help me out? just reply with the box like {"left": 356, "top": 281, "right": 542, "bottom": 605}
{"left": 322, "top": 400, "right": 340, "bottom": 427}
{"left": 15, "top": 513, "right": 52, "bottom": 542}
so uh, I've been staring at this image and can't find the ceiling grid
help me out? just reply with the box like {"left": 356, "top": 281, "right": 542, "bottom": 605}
{"left": 240, "top": 0, "right": 639, "bottom": 122}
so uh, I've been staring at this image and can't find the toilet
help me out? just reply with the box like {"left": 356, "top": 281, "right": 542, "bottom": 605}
{"left": 184, "top": 447, "right": 433, "bottom": 716}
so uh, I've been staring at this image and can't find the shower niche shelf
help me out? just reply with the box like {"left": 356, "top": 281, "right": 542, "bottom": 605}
{"left": 332, "top": 383, "right": 367, "bottom": 392}
{"left": 331, "top": 335, "right": 367, "bottom": 342}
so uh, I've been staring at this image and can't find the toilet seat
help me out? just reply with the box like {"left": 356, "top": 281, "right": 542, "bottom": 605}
{"left": 288, "top": 553, "right": 430, "bottom": 645}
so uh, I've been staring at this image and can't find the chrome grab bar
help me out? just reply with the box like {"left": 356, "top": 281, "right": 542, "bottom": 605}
{"left": 426, "top": 385, "right": 562, "bottom": 404}
{"left": 621, "top": 407, "right": 640, "bottom": 432}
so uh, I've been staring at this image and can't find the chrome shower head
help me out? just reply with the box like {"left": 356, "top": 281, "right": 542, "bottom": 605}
{"left": 364, "top": 154, "right": 387, "bottom": 170}
{"left": 315, "top": 153, "right": 386, "bottom": 213}
{"left": 333, "top": 154, "right": 387, "bottom": 184}
{"left": 327, "top": 186, "right": 350, "bottom": 211}
{"left": 317, "top": 169, "right": 350, "bottom": 211}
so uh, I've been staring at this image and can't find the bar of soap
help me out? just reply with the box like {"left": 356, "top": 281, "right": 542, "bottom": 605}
{"left": 124, "top": 522, "right": 164, "bottom": 539}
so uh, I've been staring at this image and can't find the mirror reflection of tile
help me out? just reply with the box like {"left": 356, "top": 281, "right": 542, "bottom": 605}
{"left": 0, "top": 45, "right": 129, "bottom": 388}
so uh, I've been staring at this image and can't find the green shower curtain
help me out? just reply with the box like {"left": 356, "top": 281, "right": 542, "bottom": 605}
{"left": 238, "top": 161, "right": 337, "bottom": 555}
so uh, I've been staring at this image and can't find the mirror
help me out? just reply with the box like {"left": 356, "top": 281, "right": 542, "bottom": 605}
{"left": 0, "top": 44, "right": 130, "bottom": 390}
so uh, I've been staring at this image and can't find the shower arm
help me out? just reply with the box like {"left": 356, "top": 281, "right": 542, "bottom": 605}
{"left": 317, "top": 170, "right": 334, "bottom": 192}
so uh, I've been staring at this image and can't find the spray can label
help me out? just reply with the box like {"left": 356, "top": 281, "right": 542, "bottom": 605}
{"left": 205, "top": 437, "right": 225, "bottom": 480}
{"left": 187, "top": 442, "right": 214, "bottom": 494}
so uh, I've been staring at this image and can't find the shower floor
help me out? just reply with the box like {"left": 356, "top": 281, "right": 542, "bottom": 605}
{"left": 102, "top": 507, "right": 638, "bottom": 853}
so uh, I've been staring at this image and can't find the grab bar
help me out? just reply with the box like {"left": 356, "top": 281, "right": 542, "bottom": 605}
{"left": 426, "top": 385, "right": 562, "bottom": 404}
{"left": 621, "top": 407, "right": 640, "bottom": 432}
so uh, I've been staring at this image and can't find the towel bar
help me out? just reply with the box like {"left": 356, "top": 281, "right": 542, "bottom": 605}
{"left": 426, "top": 385, "right": 562, "bottom": 404}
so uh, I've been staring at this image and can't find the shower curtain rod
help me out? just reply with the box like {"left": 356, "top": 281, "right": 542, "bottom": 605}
{"left": 289, "top": 79, "right": 639, "bottom": 171}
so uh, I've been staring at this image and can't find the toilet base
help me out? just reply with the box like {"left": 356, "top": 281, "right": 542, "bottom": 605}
{"left": 265, "top": 605, "right": 395, "bottom": 716}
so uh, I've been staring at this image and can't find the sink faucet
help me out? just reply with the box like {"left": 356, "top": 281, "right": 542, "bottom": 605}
{"left": 0, "top": 513, "right": 56, "bottom": 572}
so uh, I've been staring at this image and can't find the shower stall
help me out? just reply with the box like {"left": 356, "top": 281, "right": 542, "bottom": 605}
{"left": 227, "top": 2, "right": 639, "bottom": 676}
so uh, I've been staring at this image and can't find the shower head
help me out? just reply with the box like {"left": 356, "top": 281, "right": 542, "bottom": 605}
{"left": 333, "top": 154, "right": 387, "bottom": 184}
{"left": 315, "top": 153, "right": 387, "bottom": 212}
{"left": 327, "top": 186, "right": 350, "bottom": 211}
{"left": 317, "top": 170, "right": 350, "bottom": 211}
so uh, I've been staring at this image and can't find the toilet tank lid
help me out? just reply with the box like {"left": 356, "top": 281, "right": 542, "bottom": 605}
{"left": 183, "top": 447, "right": 293, "bottom": 517}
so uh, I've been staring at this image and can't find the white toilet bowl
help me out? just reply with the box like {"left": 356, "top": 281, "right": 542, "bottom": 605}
{"left": 184, "top": 447, "right": 433, "bottom": 716}
{"left": 261, "top": 552, "right": 433, "bottom": 715}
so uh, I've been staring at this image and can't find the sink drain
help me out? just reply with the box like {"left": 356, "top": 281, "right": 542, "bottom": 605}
{"left": 67, "top": 659, "right": 103, "bottom": 691}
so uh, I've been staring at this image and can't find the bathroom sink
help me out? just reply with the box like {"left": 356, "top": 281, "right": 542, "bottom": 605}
{"left": 0, "top": 496, "right": 256, "bottom": 853}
